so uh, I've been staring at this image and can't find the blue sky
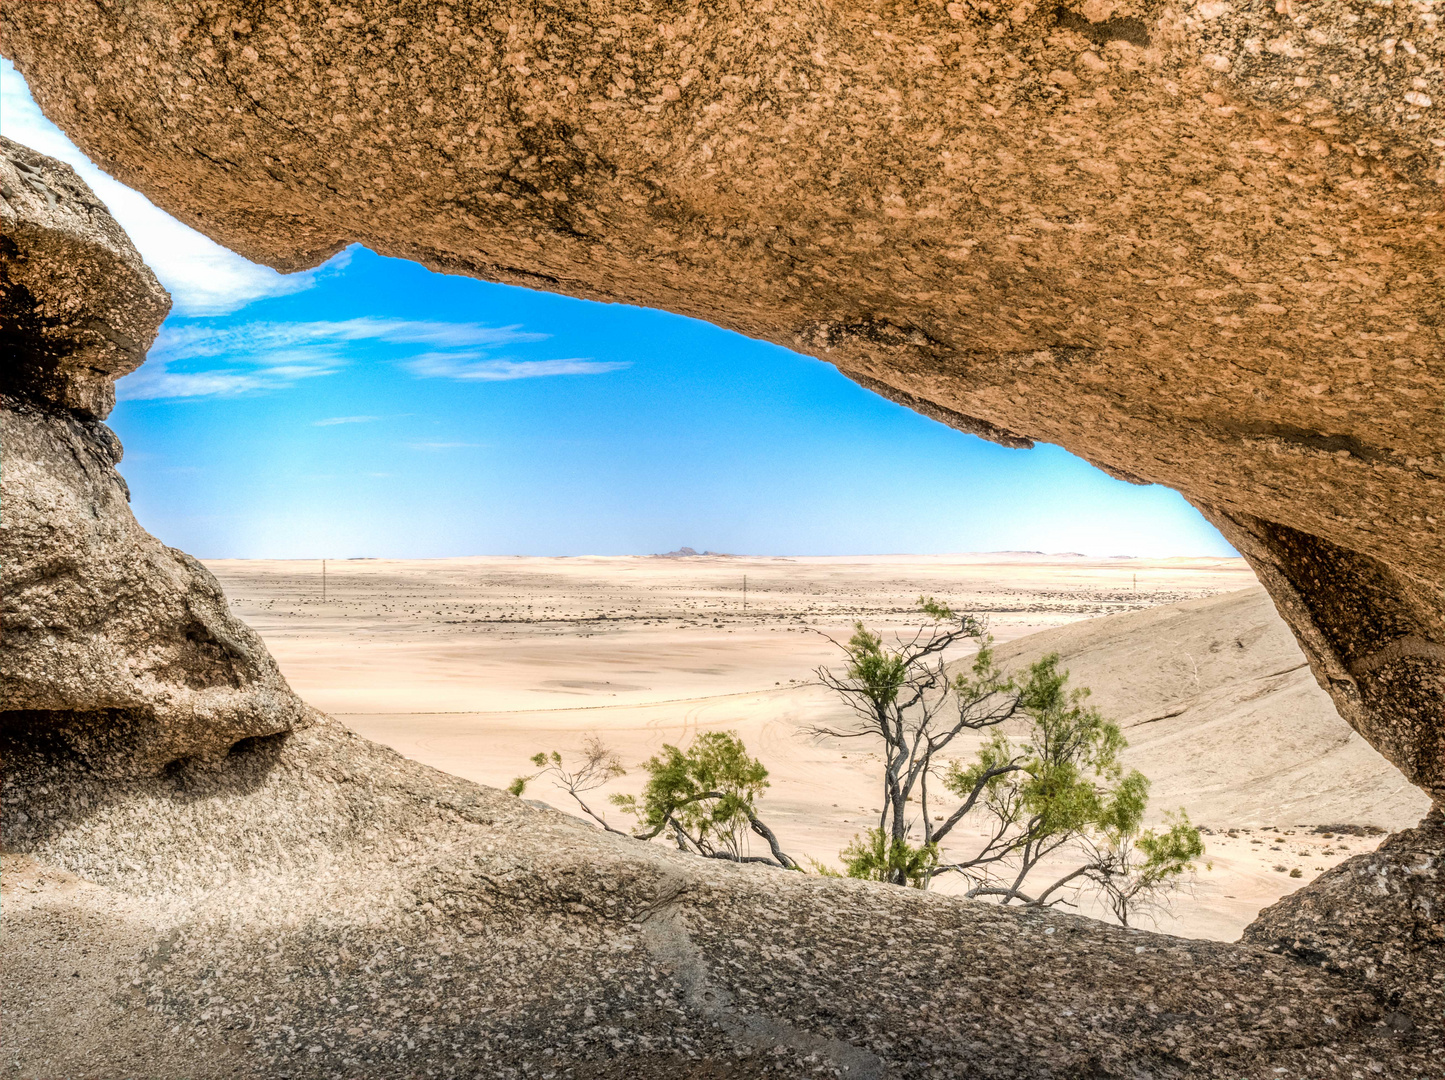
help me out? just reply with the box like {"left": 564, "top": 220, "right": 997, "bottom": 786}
{"left": 3, "top": 59, "right": 1232, "bottom": 559}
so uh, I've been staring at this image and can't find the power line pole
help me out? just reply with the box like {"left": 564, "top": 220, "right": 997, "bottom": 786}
{"left": 322, "top": 558, "right": 327, "bottom": 601}
{"left": 743, "top": 574, "right": 747, "bottom": 613}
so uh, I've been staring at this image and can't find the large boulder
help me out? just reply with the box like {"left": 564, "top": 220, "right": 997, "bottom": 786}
{"left": 0, "top": 138, "right": 306, "bottom": 774}
{"left": 1245, "top": 807, "right": 1445, "bottom": 1028}
{"left": 2, "top": 0, "right": 1441, "bottom": 802}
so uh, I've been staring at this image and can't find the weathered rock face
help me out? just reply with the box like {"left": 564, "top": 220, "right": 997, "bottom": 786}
{"left": 5, "top": 716, "right": 1441, "bottom": 1079}
{"left": 2, "top": 0, "right": 1441, "bottom": 803}
{"left": 1245, "top": 807, "right": 1444, "bottom": 1028}
{"left": 0, "top": 139, "right": 306, "bottom": 774}
{"left": 0, "top": 138, "right": 167, "bottom": 419}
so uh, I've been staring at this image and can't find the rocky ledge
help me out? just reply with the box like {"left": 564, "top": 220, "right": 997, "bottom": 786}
{"left": 4, "top": 717, "right": 1441, "bottom": 1079}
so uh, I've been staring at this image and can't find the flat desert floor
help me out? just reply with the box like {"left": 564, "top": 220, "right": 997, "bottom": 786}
{"left": 207, "top": 553, "right": 1430, "bottom": 942}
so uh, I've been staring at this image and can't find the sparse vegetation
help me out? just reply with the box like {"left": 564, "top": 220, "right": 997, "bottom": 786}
{"left": 816, "top": 598, "right": 1205, "bottom": 924}
{"left": 514, "top": 599, "right": 1206, "bottom": 925}
{"left": 511, "top": 734, "right": 628, "bottom": 833}
{"left": 839, "top": 828, "right": 937, "bottom": 889}
{"left": 514, "top": 730, "right": 797, "bottom": 868}
{"left": 611, "top": 731, "right": 798, "bottom": 868}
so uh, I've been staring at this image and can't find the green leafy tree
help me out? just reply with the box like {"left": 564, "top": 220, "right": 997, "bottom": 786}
{"left": 938, "top": 654, "right": 1204, "bottom": 922}
{"left": 815, "top": 604, "right": 1205, "bottom": 922}
{"left": 1076, "top": 809, "right": 1207, "bottom": 927}
{"left": 941, "top": 653, "right": 1132, "bottom": 900}
{"left": 612, "top": 731, "right": 797, "bottom": 868}
{"left": 517, "top": 732, "right": 797, "bottom": 869}
{"left": 811, "top": 597, "right": 1022, "bottom": 885}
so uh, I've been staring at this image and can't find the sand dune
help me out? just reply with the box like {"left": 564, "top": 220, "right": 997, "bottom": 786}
{"left": 206, "top": 554, "right": 1428, "bottom": 941}
{"left": 992, "top": 587, "right": 1429, "bottom": 832}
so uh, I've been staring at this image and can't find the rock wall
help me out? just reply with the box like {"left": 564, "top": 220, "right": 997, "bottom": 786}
{"left": 1, "top": 138, "right": 306, "bottom": 775}
{"left": 2, "top": 0, "right": 1440, "bottom": 804}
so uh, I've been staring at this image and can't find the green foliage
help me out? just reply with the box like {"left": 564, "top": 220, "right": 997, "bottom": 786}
{"left": 952, "top": 633, "right": 1013, "bottom": 701}
{"left": 1095, "top": 769, "right": 1150, "bottom": 837}
{"left": 819, "top": 608, "right": 1205, "bottom": 922}
{"left": 612, "top": 731, "right": 769, "bottom": 858}
{"left": 840, "top": 624, "right": 911, "bottom": 708}
{"left": 944, "top": 653, "right": 1130, "bottom": 848}
{"left": 507, "top": 776, "right": 527, "bottom": 797}
{"left": 919, "top": 596, "right": 957, "bottom": 622}
{"left": 1134, "top": 810, "right": 1206, "bottom": 880}
{"left": 1089, "top": 809, "right": 1206, "bottom": 926}
{"left": 840, "top": 829, "right": 938, "bottom": 889}
{"left": 933, "top": 653, "right": 1206, "bottom": 921}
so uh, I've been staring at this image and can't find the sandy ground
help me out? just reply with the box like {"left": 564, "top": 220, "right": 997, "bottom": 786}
{"left": 206, "top": 552, "right": 1428, "bottom": 942}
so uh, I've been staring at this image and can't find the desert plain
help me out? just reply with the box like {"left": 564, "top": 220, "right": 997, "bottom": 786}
{"left": 206, "top": 552, "right": 1432, "bottom": 943}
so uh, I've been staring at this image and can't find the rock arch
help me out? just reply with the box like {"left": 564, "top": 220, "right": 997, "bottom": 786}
{"left": 2, "top": 2, "right": 1442, "bottom": 1074}
{"left": 4, "top": 0, "right": 1441, "bottom": 802}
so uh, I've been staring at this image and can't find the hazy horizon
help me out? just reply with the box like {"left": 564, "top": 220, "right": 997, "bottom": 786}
{"left": 203, "top": 549, "right": 1245, "bottom": 563}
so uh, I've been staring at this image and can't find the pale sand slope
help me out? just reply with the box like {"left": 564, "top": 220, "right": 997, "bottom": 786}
{"left": 992, "top": 586, "right": 1429, "bottom": 832}
{"left": 989, "top": 586, "right": 1432, "bottom": 939}
{"left": 206, "top": 553, "right": 1428, "bottom": 942}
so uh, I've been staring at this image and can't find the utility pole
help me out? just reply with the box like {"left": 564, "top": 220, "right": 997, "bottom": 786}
{"left": 1133, "top": 572, "right": 1137, "bottom": 593}
{"left": 743, "top": 574, "right": 747, "bottom": 613}
{"left": 323, "top": 558, "right": 327, "bottom": 601}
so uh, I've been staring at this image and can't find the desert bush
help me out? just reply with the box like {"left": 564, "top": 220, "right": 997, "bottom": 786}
{"left": 817, "top": 599, "right": 1205, "bottom": 924}
{"left": 840, "top": 829, "right": 938, "bottom": 889}
{"left": 517, "top": 731, "right": 797, "bottom": 868}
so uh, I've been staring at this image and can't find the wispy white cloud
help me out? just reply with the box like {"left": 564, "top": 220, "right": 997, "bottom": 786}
{"left": 1, "top": 58, "right": 346, "bottom": 316}
{"left": 152, "top": 319, "right": 547, "bottom": 361}
{"left": 405, "top": 352, "right": 631, "bottom": 381}
{"left": 118, "top": 318, "right": 553, "bottom": 401}
{"left": 314, "top": 415, "right": 381, "bottom": 427}
{"left": 120, "top": 344, "right": 343, "bottom": 401}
